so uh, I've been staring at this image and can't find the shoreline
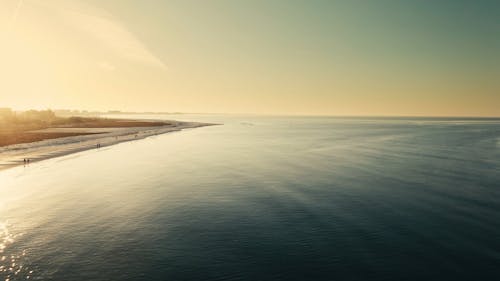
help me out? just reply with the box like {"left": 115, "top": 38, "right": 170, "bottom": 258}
{"left": 0, "top": 120, "right": 216, "bottom": 171}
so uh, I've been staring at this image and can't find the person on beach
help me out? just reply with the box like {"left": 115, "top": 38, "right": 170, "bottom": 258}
{"left": 23, "top": 158, "right": 26, "bottom": 164}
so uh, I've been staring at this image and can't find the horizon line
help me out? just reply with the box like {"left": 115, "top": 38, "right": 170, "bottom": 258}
{"left": 2, "top": 107, "right": 499, "bottom": 119}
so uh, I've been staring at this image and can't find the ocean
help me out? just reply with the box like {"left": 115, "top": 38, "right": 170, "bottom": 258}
{"left": 0, "top": 115, "right": 499, "bottom": 280}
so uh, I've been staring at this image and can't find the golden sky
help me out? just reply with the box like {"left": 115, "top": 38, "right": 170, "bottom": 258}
{"left": 1, "top": 0, "right": 499, "bottom": 116}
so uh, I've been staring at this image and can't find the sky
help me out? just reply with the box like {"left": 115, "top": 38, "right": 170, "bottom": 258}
{"left": 0, "top": 0, "right": 499, "bottom": 116}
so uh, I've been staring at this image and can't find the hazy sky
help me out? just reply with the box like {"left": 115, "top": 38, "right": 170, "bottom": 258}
{"left": 0, "top": 0, "right": 499, "bottom": 116}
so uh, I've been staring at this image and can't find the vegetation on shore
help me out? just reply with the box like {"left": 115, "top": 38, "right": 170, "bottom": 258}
{"left": 0, "top": 109, "right": 172, "bottom": 147}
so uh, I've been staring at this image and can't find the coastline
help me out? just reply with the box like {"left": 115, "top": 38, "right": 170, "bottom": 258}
{"left": 0, "top": 120, "right": 216, "bottom": 171}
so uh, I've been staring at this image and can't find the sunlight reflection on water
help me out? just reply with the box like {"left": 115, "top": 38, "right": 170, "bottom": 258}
{"left": 0, "top": 115, "right": 499, "bottom": 281}
{"left": 0, "top": 222, "right": 33, "bottom": 281}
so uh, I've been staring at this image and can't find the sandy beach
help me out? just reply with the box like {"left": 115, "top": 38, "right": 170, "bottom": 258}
{"left": 0, "top": 120, "right": 215, "bottom": 171}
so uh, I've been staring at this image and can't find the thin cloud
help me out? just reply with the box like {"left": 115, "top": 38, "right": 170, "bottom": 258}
{"left": 40, "top": 0, "right": 167, "bottom": 70}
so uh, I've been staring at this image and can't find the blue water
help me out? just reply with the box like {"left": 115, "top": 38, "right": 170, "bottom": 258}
{"left": 0, "top": 115, "right": 499, "bottom": 280}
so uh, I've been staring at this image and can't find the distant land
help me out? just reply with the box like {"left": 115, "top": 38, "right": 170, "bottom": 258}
{"left": 1, "top": 107, "right": 183, "bottom": 118}
{"left": 0, "top": 108, "right": 215, "bottom": 170}
{"left": 53, "top": 109, "right": 186, "bottom": 117}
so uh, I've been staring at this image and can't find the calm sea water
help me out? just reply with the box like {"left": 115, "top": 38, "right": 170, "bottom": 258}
{"left": 0, "top": 115, "right": 499, "bottom": 281}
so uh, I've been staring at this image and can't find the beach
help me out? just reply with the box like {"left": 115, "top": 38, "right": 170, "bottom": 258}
{"left": 1, "top": 115, "right": 499, "bottom": 281}
{"left": 0, "top": 119, "right": 215, "bottom": 171}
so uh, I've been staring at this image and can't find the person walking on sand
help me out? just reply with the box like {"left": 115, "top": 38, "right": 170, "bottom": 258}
{"left": 23, "top": 158, "right": 26, "bottom": 164}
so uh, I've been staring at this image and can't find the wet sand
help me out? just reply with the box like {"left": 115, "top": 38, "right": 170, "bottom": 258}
{"left": 0, "top": 120, "right": 215, "bottom": 171}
